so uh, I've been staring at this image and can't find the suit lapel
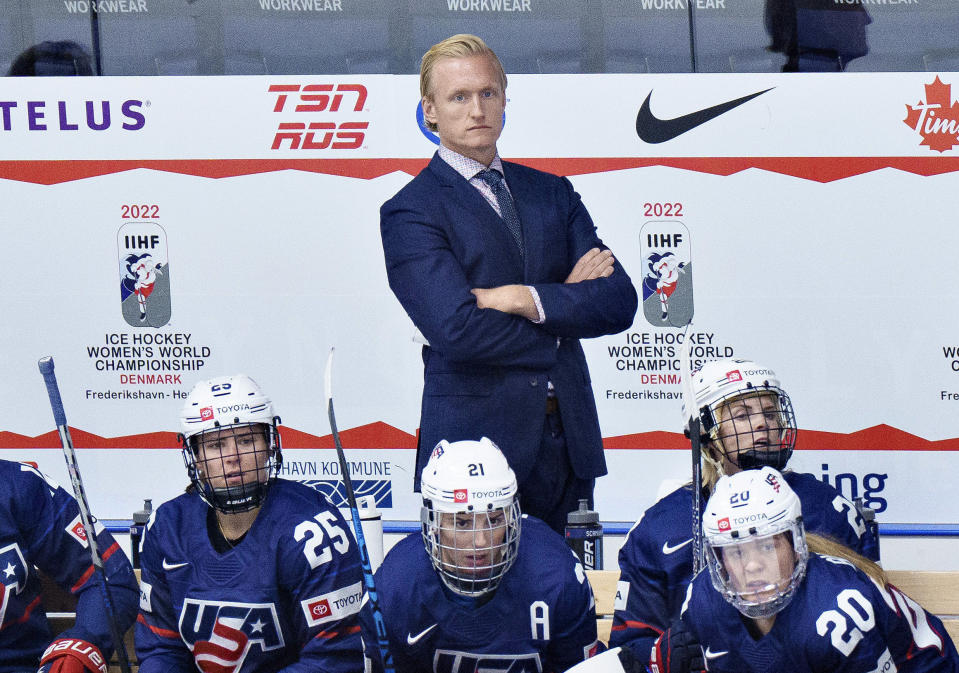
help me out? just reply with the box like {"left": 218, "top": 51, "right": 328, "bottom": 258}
{"left": 428, "top": 154, "right": 525, "bottom": 276}
{"left": 502, "top": 161, "right": 545, "bottom": 283}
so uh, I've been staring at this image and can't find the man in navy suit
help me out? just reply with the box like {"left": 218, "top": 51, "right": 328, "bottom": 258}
{"left": 380, "top": 34, "right": 637, "bottom": 533}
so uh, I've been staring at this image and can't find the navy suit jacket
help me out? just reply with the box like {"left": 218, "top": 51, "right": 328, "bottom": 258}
{"left": 381, "top": 153, "right": 637, "bottom": 487}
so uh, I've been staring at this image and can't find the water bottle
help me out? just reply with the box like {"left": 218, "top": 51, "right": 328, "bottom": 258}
{"left": 565, "top": 499, "right": 603, "bottom": 570}
{"left": 357, "top": 495, "right": 385, "bottom": 573}
{"left": 129, "top": 498, "right": 152, "bottom": 569}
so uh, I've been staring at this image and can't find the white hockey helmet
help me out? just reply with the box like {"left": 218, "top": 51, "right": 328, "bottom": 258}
{"left": 179, "top": 375, "right": 282, "bottom": 514}
{"left": 683, "top": 358, "right": 796, "bottom": 471}
{"left": 420, "top": 438, "right": 521, "bottom": 597}
{"left": 703, "top": 467, "right": 808, "bottom": 619}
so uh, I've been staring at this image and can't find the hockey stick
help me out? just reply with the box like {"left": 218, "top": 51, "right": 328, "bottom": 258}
{"left": 37, "top": 356, "right": 132, "bottom": 673}
{"left": 678, "top": 327, "right": 706, "bottom": 575}
{"left": 324, "top": 348, "right": 394, "bottom": 673}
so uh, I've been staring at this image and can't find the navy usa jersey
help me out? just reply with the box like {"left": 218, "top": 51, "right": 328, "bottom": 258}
{"left": 0, "top": 459, "right": 138, "bottom": 672}
{"left": 610, "top": 471, "right": 878, "bottom": 663}
{"left": 683, "top": 553, "right": 959, "bottom": 672}
{"left": 374, "top": 516, "right": 601, "bottom": 673}
{"left": 136, "top": 479, "right": 367, "bottom": 673}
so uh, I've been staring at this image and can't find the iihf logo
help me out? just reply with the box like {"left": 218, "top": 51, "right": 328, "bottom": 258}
{"left": 179, "top": 599, "right": 284, "bottom": 673}
{"left": 639, "top": 222, "right": 693, "bottom": 327}
{"left": 117, "top": 222, "right": 171, "bottom": 328}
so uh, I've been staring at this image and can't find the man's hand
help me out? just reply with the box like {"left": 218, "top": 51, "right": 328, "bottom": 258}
{"left": 566, "top": 248, "right": 614, "bottom": 284}
{"left": 471, "top": 285, "right": 539, "bottom": 321}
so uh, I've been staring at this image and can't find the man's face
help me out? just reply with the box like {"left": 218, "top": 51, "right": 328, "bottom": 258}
{"left": 437, "top": 509, "right": 508, "bottom": 579}
{"left": 195, "top": 424, "right": 271, "bottom": 489}
{"left": 719, "top": 532, "right": 795, "bottom": 605}
{"left": 714, "top": 392, "right": 784, "bottom": 474}
{"left": 422, "top": 54, "right": 506, "bottom": 165}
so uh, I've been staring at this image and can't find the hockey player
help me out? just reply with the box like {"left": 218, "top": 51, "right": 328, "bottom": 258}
{"left": 649, "top": 467, "right": 959, "bottom": 673}
{"left": 0, "top": 459, "right": 138, "bottom": 673}
{"left": 135, "top": 375, "right": 370, "bottom": 672}
{"left": 374, "top": 437, "right": 602, "bottom": 672}
{"left": 610, "top": 358, "right": 880, "bottom": 667}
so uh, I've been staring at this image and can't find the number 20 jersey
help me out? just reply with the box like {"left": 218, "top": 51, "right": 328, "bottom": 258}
{"left": 611, "top": 471, "right": 879, "bottom": 663}
{"left": 135, "top": 479, "right": 368, "bottom": 673}
{"left": 683, "top": 553, "right": 959, "bottom": 673}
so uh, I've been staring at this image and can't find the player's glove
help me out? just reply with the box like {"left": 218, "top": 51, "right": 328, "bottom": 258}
{"left": 648, "top": 620, "right": 706, "bottom": 673}
{"left": 38, "top": 638, "right": 108, "bottom": 673}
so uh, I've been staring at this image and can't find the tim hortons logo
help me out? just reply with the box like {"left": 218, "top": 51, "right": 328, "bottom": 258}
{"left": 903, "top": 76, "right": 959, "bottom": 153}
{"left": 268, "top": 83, "right": 369, "bottom": 151}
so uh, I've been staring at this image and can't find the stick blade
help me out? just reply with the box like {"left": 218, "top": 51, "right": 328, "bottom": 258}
{"left": 324, "top": 347, "right": 335, "bottom": 407}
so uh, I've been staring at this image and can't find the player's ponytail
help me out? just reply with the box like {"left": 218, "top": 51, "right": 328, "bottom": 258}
{"left": 806, "top": 532, "right": 887, "bottom": 586}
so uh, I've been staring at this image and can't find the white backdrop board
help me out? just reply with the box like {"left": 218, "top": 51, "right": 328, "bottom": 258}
{"left": 2, "top": 73, "right": 958, "bottom": 528}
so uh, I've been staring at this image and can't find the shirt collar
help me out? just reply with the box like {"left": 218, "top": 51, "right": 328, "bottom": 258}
{"left": 437, "top": 144, "right": 504, "bottom": 181}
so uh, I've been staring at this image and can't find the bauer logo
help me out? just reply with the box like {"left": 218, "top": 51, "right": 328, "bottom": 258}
{"left": 639, "top": 222, "right": 693, "bottom": 327}
{"left": 903, "top": 76, "right": 959, "bottom": 153}
{"left": 453, "top": 489, "right": 468, "bottom": 503}
{"left": 118, "top": 222, "right": 171, "bottom": 328}
{"left": 301, "top": 582, "right": 363, "bottom": 627}
{"left": 179, "top": 599, "right": 284, "bottom": 672}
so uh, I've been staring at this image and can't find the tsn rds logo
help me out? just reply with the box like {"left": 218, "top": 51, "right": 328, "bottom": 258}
{"left": 269, "top": 83, "right": 369, "bottom": 151}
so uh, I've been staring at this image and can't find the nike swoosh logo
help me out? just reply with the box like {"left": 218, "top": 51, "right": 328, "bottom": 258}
{"left": 162, "top": 559, "right": 189, "bottom": 570}
{"left": 636, "top": 88, "right": 773, "bottom": 144}
{"left": 662, "top": 538, "right": 693, "bottom": 555}
{"left": 705, "top": 647, "right": 728, "bottom": 659}
{"left": 407, "top": 623, "right": 437, "bottom": 646}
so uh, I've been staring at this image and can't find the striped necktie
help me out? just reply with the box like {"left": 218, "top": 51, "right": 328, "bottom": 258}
{"left": 476, "top": 168, "right": 524, "bottom": 258}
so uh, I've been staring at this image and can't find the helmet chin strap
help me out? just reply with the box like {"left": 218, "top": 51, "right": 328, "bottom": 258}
{"left": 737, "top": 449, "right": 790, "bottom": 471}
{"left": 208, "top": 481, "right": 262, "bottom": 513}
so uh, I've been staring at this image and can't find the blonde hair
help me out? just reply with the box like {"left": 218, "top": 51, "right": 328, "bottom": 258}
{"left": 806, "top": 532, "right": 887, "bottom": 586}
{"left": 419, "top": 34, "right": 507, "bottom": 133}
{"left": 700, "top": 390, "right": 783, "bottom": 490}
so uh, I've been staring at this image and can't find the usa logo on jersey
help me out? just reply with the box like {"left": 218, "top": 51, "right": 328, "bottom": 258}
{"left": 179, "top": 599, "right": 284, "bottom": 673}
{"left": 0, "top": 542, "right": 29, "bottom": 629}
{"left": 434, "top": 650, "right": 541, "bottom": 673}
